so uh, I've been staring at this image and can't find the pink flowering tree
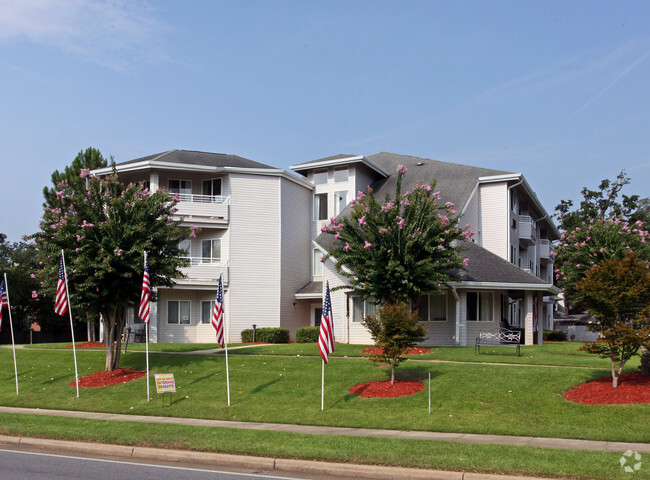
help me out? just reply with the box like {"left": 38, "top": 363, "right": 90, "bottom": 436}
{"left": 34, "top": 173, "right": 188, "bottom": 371}
{"left": 325, "top": 165, "right": 472, "bottom": 306}
{"left": 324, "top": 165, "right": 471, "bottom": 380}
{"left": 554, "top": 219, "right": 650, "bottom": 313}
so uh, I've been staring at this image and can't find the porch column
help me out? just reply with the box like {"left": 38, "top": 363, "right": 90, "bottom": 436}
{"left": 536, "top": 292, "right": 544, "bottom": 345}
{"left": 524, "top": 291, "right": 534, "bottom": 346}
{"left": 149, "top": 288, "right": 158, "bottom": 343}
{"left": 150, "top": 173, "right": 159, "bottom": 193}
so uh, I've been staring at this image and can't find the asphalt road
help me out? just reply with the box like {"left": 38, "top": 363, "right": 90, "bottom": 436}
{"left": 0, "top": 448, "right": 320, "bottom": 480}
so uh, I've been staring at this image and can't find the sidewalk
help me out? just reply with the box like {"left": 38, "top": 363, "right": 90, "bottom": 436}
{"left": 0, "top": 406, "right": 647, "bottom": 454}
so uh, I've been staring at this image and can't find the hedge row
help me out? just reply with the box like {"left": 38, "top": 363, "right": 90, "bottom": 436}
{"left": 240, "top": 327, "right": 290, "bottom": 344}
{"left": 296, "top": 326, "right": 320, "bottom": 343}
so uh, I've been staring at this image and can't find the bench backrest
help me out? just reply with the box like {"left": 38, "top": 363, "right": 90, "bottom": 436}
{"left": 478, "top": 328, "right": 521, "bottom": 344}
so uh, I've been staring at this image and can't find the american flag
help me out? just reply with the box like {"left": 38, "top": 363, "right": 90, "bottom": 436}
{"left": 212, "top": 273, "right": 225, "bottom": 348}
{"left": 139, "top": 255, "right": 151, "bottom": 324}
{"left": 54, "top": 255, "right": 68, "bottom": 316}
{"left": 0, "top": 278, "right": 8, "bottom": 331}
{"left": 318, "top": 281, "right": 334, "bottom": 363}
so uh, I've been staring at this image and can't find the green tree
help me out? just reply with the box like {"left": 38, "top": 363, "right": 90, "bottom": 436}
{"left": 34, "top": 173, "right": 188, "bottom": 371}
{"left": 577, "top": 255, "right": 650, "bottom": 388}
{"left": 324, "top": 164, "right": 471, "bottom": 306}
{"left": 363, "top": 302, "right": 426, "bottom": 384}
{"left": 43, "top": 147, "right": 108, "bottom": 207}
{"left": 554, "top": 170, "right": 647, "bottom": 233}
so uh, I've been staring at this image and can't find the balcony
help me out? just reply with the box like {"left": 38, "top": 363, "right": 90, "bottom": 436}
{"left": 539, "top": 239, "right": 555, "bottom": 264}
{"left": 518, "top": 216, "right": 537, "bottom": 245}
{"left": 176, "top": 257, "right": 229, "bottom": 287}
{"left": 170, "top": 194, "right": 230, "bottom": 226}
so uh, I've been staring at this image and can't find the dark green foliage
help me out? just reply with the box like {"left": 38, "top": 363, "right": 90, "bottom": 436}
{"left": 43, "top": 147, "right": 108, "bottom": 208}
{"left": 240, "top": 328, "right": 290, "bottom": 344}
{"left": 363, "top": 302, "right": 426, "bottom": 384}
{"left": 295, "top": 326, "right": 320, "bottom": 343}
{"left": 543, "top": 330, "right": 568, "bottom": 342}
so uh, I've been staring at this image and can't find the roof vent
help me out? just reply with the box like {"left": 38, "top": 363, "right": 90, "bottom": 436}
{"left": 417, "top": 162, "right": 424, "bottom": 166}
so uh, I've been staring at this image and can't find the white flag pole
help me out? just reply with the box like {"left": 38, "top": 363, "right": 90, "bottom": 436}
{"left": 144, "top": 251, "right": 150, "bottom": 403}
{"left": 321, "top": 359, "right": 325, "bottom": 411}
{"left": 61, "top": 250, "right": 80, "bottom": 398}
{"left": 224, "top": 336, "right": 231, "bottom": 406}
{"left": 4, "top": 274, "right": 19, "bottom": 395}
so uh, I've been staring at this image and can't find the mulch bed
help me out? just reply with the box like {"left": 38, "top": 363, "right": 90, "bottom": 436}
{"left": 71, "top": 369, "right": 146, "bottom": 388}
{"left": 68, "top": 342, "right": 106, "bottom": 348}
{"left": 564, "top": 373, "right": 650, "bottom": 405}
{"left": 362, "top": 347, "right": 430, "bottom": 355}
{"left": 349, "top": 380, "right": 425, "bottom": 398}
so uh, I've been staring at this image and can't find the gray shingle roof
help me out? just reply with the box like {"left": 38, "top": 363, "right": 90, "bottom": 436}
{"left": 117, "top": 149, "right": 276, "bottom": 170}
{"left": 366, "top": 152, "right": 512, "bottom": 212}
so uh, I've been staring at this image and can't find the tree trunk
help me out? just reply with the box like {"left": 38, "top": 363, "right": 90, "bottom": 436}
{"left": 641, "top": 346, "right": 650, "bottom": 376}
{"left": 391, "top": 363, "right": 396, "bottom": 385}
{"left": 113, "top": 306, "right": 125, "bottom": 370}
{"left": 105, "top": 313, "right": 116, "bottom": 372}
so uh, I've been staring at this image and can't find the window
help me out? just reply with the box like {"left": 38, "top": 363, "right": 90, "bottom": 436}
{"left": 334, "top": 191, "right": 347, "bottom": 216}
{"left": 168, "top": 300, "right": 191, "bottom": 325}
{"left": 467, "top": 292, "right": 493, "bottom": 322}
{"left": 313, "top": 249, "right": 323, "bottom": 276}
{"left": 334, "top": 167, "right": 348, "bottom": 182}
{"left": 313, "top": 193, "right": 327, "bottom": 220}
{"left": 352, "top": 297, "right": 376, "bottom": 323}
{"left": 429, "top": 293, "right": 447, "bottom": 321}
{"left": 179, "top": 240, "right": 191, "bottom": 258}
{"left": 510, "top": 245, "right": 517, "bottom": 265}
{"left": 313, "top": 170, "right": 328, "bottom": 185}
{"left": 201, "top": 301, "right": 212, "bottom": 324}
{"left": 201, "top": 238, "right": 221, "bottom": 263}
{"left": 202, "top": 178, "right": 222, "bottom": 199}
{"left": 169, "top": 179, "right": 192, "bottom": 201}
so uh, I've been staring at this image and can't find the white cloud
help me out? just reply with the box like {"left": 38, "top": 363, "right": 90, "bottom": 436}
{"left": 0, "top": 0, "right": 169, "bottom": 70}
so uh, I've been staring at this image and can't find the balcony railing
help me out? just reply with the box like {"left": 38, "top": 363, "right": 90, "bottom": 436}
{"left": 518, "top": 216, "right": 537, "bottom": 245}
{"left": 539, "top": 239, "right": 555, "bottom": 263}
{"left": 169, "top": 194, "right": 230, "bottom": 225}
{"left": 177, "top": 257, "right": 229, "bottom": 286}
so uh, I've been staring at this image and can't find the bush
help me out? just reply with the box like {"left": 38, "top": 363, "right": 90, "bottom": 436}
{"left": 296, "top": 326, "right": 319, "bottom": 343}
{"left": 544, "top": 330, "right": 568, "bottom": 341}
{"left": 241, "top": 327, "right": 290, "bottom": 344}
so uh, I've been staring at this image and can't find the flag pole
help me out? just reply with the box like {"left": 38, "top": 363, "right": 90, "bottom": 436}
{"left": 3, "top": 274, "right": 19, "bottom": 395}
{"left": 321, "top": 359, "right": 325, "bottom": 411}
{"left": 61, "top": 250, "right": 80, "bottom": 398}
{"left": 144, "top": 252, "right": 150, "bottom": 402}
{"left": 224, "top": 335, "right": 231, "bottom": 406}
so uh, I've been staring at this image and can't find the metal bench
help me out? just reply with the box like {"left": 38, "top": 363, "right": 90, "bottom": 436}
{"left": 475, "top": 328, "right": 521, "bottom": 356}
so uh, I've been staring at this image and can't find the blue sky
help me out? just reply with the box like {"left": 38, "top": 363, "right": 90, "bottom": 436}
{"left": 1, "top": 0, "right": 649, "bottom": 243}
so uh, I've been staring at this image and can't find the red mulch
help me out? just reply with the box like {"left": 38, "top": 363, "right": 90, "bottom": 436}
{"left": 70, "top": 369, "right": 146, "bottom": 388}
{"left": 349, "top": 380, "right": 425, "bottom": 398}
{"left": 362, "top": 347, "right": 430, "bottom": 355}
{"left": 564, "top": 373, "right": 650, "bottom": 405}
{"left": 68, "top": 342, "right": 106, "bottom": 348}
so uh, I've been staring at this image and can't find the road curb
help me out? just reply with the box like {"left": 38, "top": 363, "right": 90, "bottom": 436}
{"left": 0, "top": 434, "right": 566, "bottom": 480}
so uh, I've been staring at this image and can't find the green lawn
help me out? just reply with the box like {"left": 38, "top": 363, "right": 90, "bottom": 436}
{"left": 0, "top": 344, "right": 647, "bottom": 443}
{"left": 0, "top": 412, "right": 638, "bottom": 480}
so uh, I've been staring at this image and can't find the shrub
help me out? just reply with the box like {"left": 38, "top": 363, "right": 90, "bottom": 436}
{"left": 544, "top": 330, "right": 568, "bottom": 341}
{"left": 241, "top": 327, "right": 290, "bottom": 344}
{"left": 296, "top": 326, "right": 320, "bottom": 343}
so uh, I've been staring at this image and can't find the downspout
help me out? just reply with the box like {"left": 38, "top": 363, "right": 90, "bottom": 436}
{"left": 450, "top": 285, "right": 461, "bottom": 346}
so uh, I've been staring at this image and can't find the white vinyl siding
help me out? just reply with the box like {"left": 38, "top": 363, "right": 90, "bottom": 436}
{"left": 480, "top": 182, "right": 509, "bottom": 261}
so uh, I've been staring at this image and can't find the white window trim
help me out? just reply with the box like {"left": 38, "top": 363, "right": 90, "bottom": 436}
{"left": 200, "top": 300, "right": 212, "bottom": 324}
{"left": 466, "top": 291, "right": 494, "bottom": 322}
{"left": 201, "top": 238, "right": 222, "bottom": 263}
{"left": 168, "top": 300, "right": 191, "bottom": 325}
{"left": 428, "top": 293, "right": 448, "bottom": 322}
{"left": 351, "top": 296, "right": 376, "bottom": 323}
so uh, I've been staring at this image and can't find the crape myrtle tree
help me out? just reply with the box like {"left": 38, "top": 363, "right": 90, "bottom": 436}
{"left": 34, "top": 171, "right": 188, "bottom": 371}
{"left": 324, "top": 164, "right": 472, "bottom": 380}
{"left": 43, "top": 147, "right": 109, "bottom": 341}
{"left": 576, "top": 254, "right": 650, "bottom": 388}
{"left": 554, "top": 171, "right": 650, "bottom": 375}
